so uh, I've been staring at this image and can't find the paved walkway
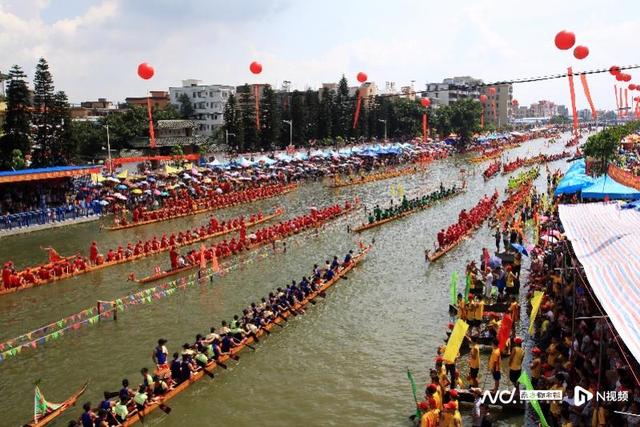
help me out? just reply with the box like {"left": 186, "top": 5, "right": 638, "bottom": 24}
{"left": 0, "top": 215, "right": 102, "bottom": 237}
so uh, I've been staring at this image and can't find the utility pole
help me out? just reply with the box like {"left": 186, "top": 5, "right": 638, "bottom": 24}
{"left": 283, "top": 120, "right": 292, "bottom": 147}
{"left": 104, "top": 125, "right": 112, "bottom": 174}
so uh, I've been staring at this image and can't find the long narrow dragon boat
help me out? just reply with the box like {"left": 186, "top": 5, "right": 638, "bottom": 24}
{"left": 105, "top": 184, "right": 297, "bottom": 231}
{"left": 111, "top": 246, "right": 371, "bottom": 426}
{"left": 328, "top": 166, "right": 422, "bottom": 188}
{"left": 24, "top": 382, "right": 88, "bottom": 427}
{"left": 353, "top": 185, "right": 465, "bottom": 233}
{"left": 0, "top": 210, "right": 283, "bottom": 296}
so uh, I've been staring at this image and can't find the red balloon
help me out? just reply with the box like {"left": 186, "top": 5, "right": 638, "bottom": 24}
{"left": 488, "top": 87, "right": 497, "bottom": 95}
{"left": 479, "top": 95, "right": 488, "bottom": 103}
{"left": 630, "top": 84, "right": 637, "bottom": 90}
{"left": 610, "top": 66, "right": 621, "bottom": 76}
{"left": 512, "top": 99, "right": 519, "bottom": 106}
{"left": 137, "top": 63, "right": 154, "bottom": 80}
{"left": 616, "top": 73, "right": 626, "bottom": 82}
{"left": 573, "top": 45, "right": 589, "bottom": 60}
{"left": 622, "top": 73, "right": 632, "bottom": 82}
{"left": 249, "top": 61, "right": 262, "bottom": 74}
{"left": 420, "top": 98, "right": 431, "bottom": 107}
{"left": 554, "top": 30, "right": 576, "bottom": 50}
{"left": 356, "top": 72, "right": 368, "bottom": 83}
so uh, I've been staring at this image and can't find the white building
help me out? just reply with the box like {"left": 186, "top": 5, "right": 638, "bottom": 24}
{"left": 424, "top": 76, "right": 483, "bottom": 107}
{"left": 168, "top": 80, "right": 235, "bottom": 136}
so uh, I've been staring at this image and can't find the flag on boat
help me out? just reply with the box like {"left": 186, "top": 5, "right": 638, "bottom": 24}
{"left": 529, "top": 291, "right": 544, "bottom": 335}
{"left": 443, "top": 319, "right": 469, "bottom": 363}
{"left": 34, "top": 385, "right": 60, "bottom": 423}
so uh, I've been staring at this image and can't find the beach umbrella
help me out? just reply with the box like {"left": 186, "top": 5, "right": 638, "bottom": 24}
{"left": 131, "top": 189, "right": 143, "bottom": 195}
{"left": 99, "top": 200, "right": 109, "bottom": 206}
{"left": 511, "top": 243, "right": 529, "bottom": 257}
{"left": 489, "top": 256, "right": 502, "bottom": 268}
{"left": 116, "top": 184, "right": 128, "bottom": 190}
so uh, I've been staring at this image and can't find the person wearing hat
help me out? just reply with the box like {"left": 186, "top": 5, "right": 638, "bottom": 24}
{"left": 456, "top": 293, "right": 467, "bottom": 321}
{"left": 488, "top": 338, "right": 502, "bottom": 393}
{"left": 435, "top": 356, "right": 450, "bottom": 390}
{"left": 509, "top": 337, "right": 525, "bottom": 393}
{"left": 508, "top": 295, "right": 520, "bottom": 325}
{"left": 441, "top": 401, "right": 461, "bottom": 426}
{"left": 419, "top": 397, "right": 440, "bottom": 427}
{"left": 89, "top": 241, "right": 99, "bottom": 265}
{"left": 425, "top": 383, "right": 442, "bottom": 412}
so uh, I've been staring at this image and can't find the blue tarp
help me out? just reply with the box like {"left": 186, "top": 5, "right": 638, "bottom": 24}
{"left": 581, "top": 175, "right": 640, "bottom": 200}
{"left": 0, "top": 165, "right": 98, "bottom": 178}
{"left": 555, "top": 174, "right": 595, "bottom": 196}
{"left": 564, "top": 159, "right": 586, "bottom": 177}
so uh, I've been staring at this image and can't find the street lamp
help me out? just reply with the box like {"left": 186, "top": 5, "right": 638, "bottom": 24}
{"left": 378, "top": 119, "right": 387, "bottom": 141}
{"left": 283, "top": 120, "right": 292, "bottom": 147}
{"left": 103, "top": 125, "right": 112, "bottom": 174}
{"left": 225, "top": 130, "right": 236, "bottom": 148}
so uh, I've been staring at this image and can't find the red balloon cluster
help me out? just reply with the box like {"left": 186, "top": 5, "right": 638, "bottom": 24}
{"left": 554, "top": 30, "right": 589, "bottom": 60}
{"left": 630, "top": 84, "right": 637, "bottom": 90}
{"left": 357, "top": 72, "right": 368, "bottom": 83}
{"left": 479, "top": 94, "right": 488, "bottom": 103}
{"left": 554, "top": 30, "right": 576, "bottom": 50}
{"left": 137, "top": 63, "right": 154, "bottom": 80}
{"left": 420, "top": 98, "right": 431, "bottom": 107}
{"left": 249, "top": 61, "right": 262, "bottom": 74}
{"left": 487, "top": 87, "right": 497, "bottom": 95}
{"left": 511, "top": 99, "right": 519, "bottom": 106}
{"left": 610, "top": 66, "right": 621, "bottom": 76}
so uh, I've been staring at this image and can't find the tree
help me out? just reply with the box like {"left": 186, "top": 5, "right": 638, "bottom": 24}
{"left": 317, "top": 88, "right": 333, "bottom": 140}
{"left": 32, "top": 58, "right": 56, "bottom": 166}
{"left": 49, "top": 91, "right": 74, "bottom": 164}
{"left": 223, "top": 93, "right": 240, "bottom": 150}
{"left": 71, "top": 121, "right": 104, "bottom": 161}
{"left": 178, "top": 93, "right": 194, "bottom": 119}
{"left": 0, "top": 65, "right": 31, "bottom": 169}
{"left": 333, "top": 75, "right": 351, "bottom": 139}
{"left": 583, "top": 121, "right": 640, "bottom": 175}
{"left": 289, "top": 90, "right": 307, "bottom": 145}
{"left": 449, "top": 98, "right": 482, "bottom": 148}
{"left": 304, "top": 89, "right": 320, "bottom": 141}
{"left": 237, "top": 84, "right": 258, "bottom": 152}
{"left": 259, "top": 85, "right": 281, "bottom": 150}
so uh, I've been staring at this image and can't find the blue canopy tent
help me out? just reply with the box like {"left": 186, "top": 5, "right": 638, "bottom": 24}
{"left": 564, "top": 159, "right": 586, "bottom": 176}
{"left": 554, "top": 174, "right": 595, "bottom": 196}
{"left": 581, "top": 175, "right": 640, "bottom": 200}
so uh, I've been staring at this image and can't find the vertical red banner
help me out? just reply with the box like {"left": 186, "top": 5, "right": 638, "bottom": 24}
{"left": 492, "top": 98, "right": 497, "bottom": 123}
{"left": 624, "top": 89, "right": 629, "bottom": 117}
{"left": 422, "top": 113, "right": 427, "bottom": 143}
{"left": 614, "top": 85, "right": 620, "bottom": 118}
{"left": 254, "top": 84, "right": 260, "bottom": 130}
{"left": 481, "top": 105, "right": 485, "bottom": 129}
{"left": 620, "top": 87, "right": 624, "bottom": 117}
{"left": 147, "top": 96, "right": 156, "bottom": 148}
{"left": 352, "top": 92, "right": 362, "bottom": 129}
{"left": 567, "top": 67, "right": 579, "bottom": 135}
{"left": 579, "top": 74, "right": 597, "bottom": 119}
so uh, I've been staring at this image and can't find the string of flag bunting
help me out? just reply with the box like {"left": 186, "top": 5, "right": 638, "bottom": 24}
{"left": 0, "top": 213, "right": 358, "bottom": 363}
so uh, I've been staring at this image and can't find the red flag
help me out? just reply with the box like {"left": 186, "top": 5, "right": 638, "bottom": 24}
{"left": 481, "top": 104, "right": 485, "bottom": 129}
{"left": 625, "top": 89, "right": 629, "bottom": 117}
{"left": 567, "top": 67, "right": 579, "bottom": 135}
{"left": 211, "top": 252, "right": 220, "bottom": 272}
{"left": 614, "top": 85, "right": 620, "bottom": 118}
{"left": 497, "top": 313, "right": 513, "bottom": 352}
{"left": 352, "top": 92, "right": 362, "bottom": 129}
{"left": 147, "top": 97, "right": 156, "bottom": 148}
{"left": 620, "top": 87, "right": 624, "bottom": 117}
{"left": 254, "top": 84, "right": 260, "bottom": 130}
{"left": 422, "top": 113, "right": 427, "bottom": 143}
{"left": 579, "top": 74, "right": 597, "bottom": 119}
{"left": 199, "top": 244, "right": 206, "bottom": 270}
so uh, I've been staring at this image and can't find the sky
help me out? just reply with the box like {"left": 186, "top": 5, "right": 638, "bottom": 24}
{"left": 1, "top": 0, "right": 638, "bottom": 110}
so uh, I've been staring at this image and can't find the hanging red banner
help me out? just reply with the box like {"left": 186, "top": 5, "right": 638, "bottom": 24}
{"left": 254, "top": 84, "right": 260, "bottom": 130}
{"left": 147, "top": 97, "right": 156, "bottom": 148}
{"left": 625, "top": 89, "right": 629, "bottom": 117}
{"left": 481, "top": 105, "right": 485, "bottom": 129}
{"left": 422, "top": 113, "right": 427, "bottom": 143}
{"left": 567, "top": 67, "right": 579, "bottom": 135}
{"left": 620, "top": 87, "right": 624, "bottom": 117}
{"left": 491, "top": 98, "right": 497, "bottom": 123}
{"left": 352, "top": 91, "right": 362, "bottom": 129}
{"left": 579, "top": 74, "right": 597, "bottom": 119}
{"left": 614, "top": 85, "right": 620, "bottom": 118}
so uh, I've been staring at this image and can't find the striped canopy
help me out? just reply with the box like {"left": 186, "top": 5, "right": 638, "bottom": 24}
{"left": 559, "top": 203, "right": 640, "bottom": 365}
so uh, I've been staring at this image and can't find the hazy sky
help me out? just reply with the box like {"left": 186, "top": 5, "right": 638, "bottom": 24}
{"left": 1, "top": 0, "right": 638, "bottom": 109}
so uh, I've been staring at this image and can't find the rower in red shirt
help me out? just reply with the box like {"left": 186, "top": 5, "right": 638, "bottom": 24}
{"left": 89, "top": 241, "right": 99, "bottom": 264}
{"left": 169, "top": 247, "right": 179, "bottom": 270}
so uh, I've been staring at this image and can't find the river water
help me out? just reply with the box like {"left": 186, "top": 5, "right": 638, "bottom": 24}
{"left": 0, "top": 133, "right": 584, "bottom": 426}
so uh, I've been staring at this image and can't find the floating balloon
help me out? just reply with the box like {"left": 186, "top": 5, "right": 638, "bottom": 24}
{"left": 622, "top": 73, "right": 632, "bottom": 82}
{"left": 616, "top": 73, "right": 626, "bottom": 82}
{"left": 573, "top": 45, "right": 589, "bottom": 60}
{"left": 249, "top": 61, "right": 262, "bottom": 74}
{"left": 137, "top": 63, "right": 154, "bottom": 80}
{"left": 512, "top": 99, "right": 519, "bottom": 106}
{"left": 356, "top": 72, "right": 368, "bottom": 83}
{"left": 488, "top": 87, "right": 497, "bottom": 95}
{"left": 630, "top": 84, "right": 637, "bottom": 90}
{"left": 479, "top": 94, "right": 488, "bottom": 103}
{"left": 610, "top": 66, "right": 621, "bottom": 76}
{"left": 554, "top": 30, "right": 576, "bottom": 50}
{"left": 421, "top": 98, "right": 431, "bottom": 107}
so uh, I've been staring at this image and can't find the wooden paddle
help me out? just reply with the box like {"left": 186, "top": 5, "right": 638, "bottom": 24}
{"left": 158, "top": 402, "right": 172, "bottom": 414}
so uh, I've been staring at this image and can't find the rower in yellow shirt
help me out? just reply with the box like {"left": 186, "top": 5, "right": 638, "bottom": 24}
{"left": 419, "top": 398, "right": 440, "bottom": 427}
{"left": 509, "top": 337, "right": 525, "bottom": 393}
{"left": 488, "top": 338, "right": 502, "bottom": 393}
{"left": 456, "top": 293, "right": 467, "bottom": 320}
{"left": 467, "top": 335, "right": 481, "bottom": 387}
{"left": 508, "top": 296, "right": 520, "bottom": 324}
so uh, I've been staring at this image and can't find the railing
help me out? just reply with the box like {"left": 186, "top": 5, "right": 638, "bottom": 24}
{"left": 0, "top": 202, "right": 103, "bottom": 231}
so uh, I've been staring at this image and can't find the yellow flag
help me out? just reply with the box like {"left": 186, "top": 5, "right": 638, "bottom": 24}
{"left": 397, "top": 184, "right": 404, "bottom": 198}
{"left": 91, "top": 173, "right": 105, "bottom": 184}
{"left": 528, "top": 291, "right": 545, "bottom": 335}
{"left": 443, "top": 319, "right": 469, "bottom": 363}
{"left": 116, "top": 169, "right": 128, "bottom": 179}
{"left": 165, "top": 165, "right": 179, "bottom": 175}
